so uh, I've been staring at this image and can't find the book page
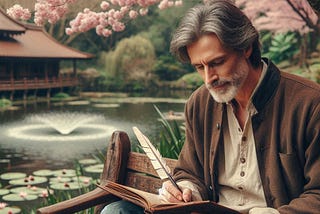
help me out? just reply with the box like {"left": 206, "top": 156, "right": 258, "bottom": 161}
{"left": 97, "top": 181, "right": 164, "bottom": 208}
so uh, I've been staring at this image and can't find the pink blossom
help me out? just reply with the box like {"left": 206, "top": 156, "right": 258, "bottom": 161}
{"left": 65, "top": 28, "right": 73, "bottom": 35}
{"left": 175, "top": 0, "right": 183, "bottom": 6}
{"left": 6, "top": 4, "right": 31, "bottom": 20}
{"left": 112, "top": 22, "right": 125, "bottom": 32}
{"left": 129, "top": 10, "right": 138, "bottom": 19}
{"left": 102, "top": 29, "right": 112, "bottom": 37}
{"left": 100, "top": 1, "right": 110, "bottom": 10}
{"left": 159, "top": 0, "right": 176, "bottom": 9}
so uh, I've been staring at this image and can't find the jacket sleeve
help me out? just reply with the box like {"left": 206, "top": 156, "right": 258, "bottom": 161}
{"left": 172, "top": 90, "right": 210, "bottom": 200}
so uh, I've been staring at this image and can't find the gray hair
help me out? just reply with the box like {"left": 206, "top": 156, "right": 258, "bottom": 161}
{"left": 170, "top": 0, "right": 261, "bottom": 68}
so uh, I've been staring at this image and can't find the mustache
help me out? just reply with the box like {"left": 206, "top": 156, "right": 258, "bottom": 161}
{"left": 206, "top": 79, "right": 229, "bottom": 89}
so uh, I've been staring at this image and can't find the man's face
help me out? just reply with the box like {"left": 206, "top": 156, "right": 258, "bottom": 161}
{"left": 187, "top": 33, "right": 251, "bottom": 103}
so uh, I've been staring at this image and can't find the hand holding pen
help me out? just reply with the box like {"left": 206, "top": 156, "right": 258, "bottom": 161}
{"left": 159, "top": 180, "right": 192, "bottom": 203}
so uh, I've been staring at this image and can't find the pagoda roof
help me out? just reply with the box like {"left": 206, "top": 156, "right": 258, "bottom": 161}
{"left": 0, "top": 8, "right": 25, "bottom": 35}
{"left": 0, "top": 8, "right": 93, "bottom": 59}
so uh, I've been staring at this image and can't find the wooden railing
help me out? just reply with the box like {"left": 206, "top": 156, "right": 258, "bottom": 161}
{"left": 0, "top": 77, "right": 79, "bottom": 91}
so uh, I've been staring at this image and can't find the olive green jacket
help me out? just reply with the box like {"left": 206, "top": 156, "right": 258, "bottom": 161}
{"left": 174, "top": 59, "right": 320, "bottom": 213}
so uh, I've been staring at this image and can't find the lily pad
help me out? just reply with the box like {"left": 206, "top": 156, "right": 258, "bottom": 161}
{"left": 0, "top": 159, "right": 10, "bottom": 164}
{"left": 33, "top": 169, "right": 54, "bottom": 177}
{"left": 93, "top": 103, "right": 120, "bottom": 108}
{"left": 49, "top": 177, "right": 71, "bottom": 184}
{"left": 0, "top": 207, "right": 21, "bottom": 214}
{"left": 9, "top": 176, "right": 47, "bottom": 186}
{"left": 10, "top": 186, "right": 52, "bottom": 197}
{"left": 0, "top": 172, "right": 26, "bottom": 180}
{"left": 72, "top": 176, "right": 93, "bottom": 184}
{"left": 67, "top": 100, "right": 90, "bottom": 105}
{"left": 2, "top": 193, "right": 38, "bottom": 201}
{"left": 78, "top": 159, "right": 98, "bottom": 165}
{"left": 50, "top": 181, "right": 91, "bottom": 190}
{"left": 52, "top": 169, "right": 76, "bottom": 177}
{"left": 0, "top": 189, "right": 10, "bottom": 195}
{"left": 84, "top": 164, "right": 104, "bottom": 174}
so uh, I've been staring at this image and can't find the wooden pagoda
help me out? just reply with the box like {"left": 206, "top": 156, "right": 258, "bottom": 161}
{"left": 0, "top": 8, "right": 93, "bottom": 100}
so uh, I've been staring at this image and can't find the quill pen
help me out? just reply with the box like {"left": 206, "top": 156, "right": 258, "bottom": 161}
{"left": 132, "top": 126, "right": 182, "bottom": 192}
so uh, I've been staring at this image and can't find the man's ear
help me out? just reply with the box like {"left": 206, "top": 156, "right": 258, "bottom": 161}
{"left": 244, "top": 45, "right": 253, "bottom": 59}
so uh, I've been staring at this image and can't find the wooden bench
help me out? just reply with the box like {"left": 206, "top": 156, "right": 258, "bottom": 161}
{"left": 36, "top": 131, "right": 177, "bottom": 214}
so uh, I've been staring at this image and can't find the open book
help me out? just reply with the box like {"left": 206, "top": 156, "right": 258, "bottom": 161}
{"left": 97, "top": 181, "right": 240, "bottom": 214}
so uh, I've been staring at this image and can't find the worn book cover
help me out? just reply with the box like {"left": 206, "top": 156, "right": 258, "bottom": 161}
{"left": 98, "top": 181, "right": 240, "bottom": 214}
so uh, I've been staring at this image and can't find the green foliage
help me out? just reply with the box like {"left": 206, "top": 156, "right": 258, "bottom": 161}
{"left": 0, "top": 98, "right": 12, "bottom": 108}
{"left": 154, "top": 105, "right": 185, "bottom": 159}
{"left": 153, "top": 55, "right": 192, "bottom": 81}
{"left": 173, "top": 72, "right": 203, "bottom": 90}
{"left": 104, "top": 35, "right": 156, "bottom": 90}
{"left": 286, "top": 62, "right": 320, "bottom": 83}
{"left": 53, "top": 92, "right": 70, "bottom": 99}
{"left": 262, "top": 32, "right": 299, "bottom": 64}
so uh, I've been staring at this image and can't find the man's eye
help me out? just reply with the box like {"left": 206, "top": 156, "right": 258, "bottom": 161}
{"left": 209, "top": 60, "right": 223, "bottom": 67}
{"left": 195, "top": 65, "right": 204, "bottom": 71}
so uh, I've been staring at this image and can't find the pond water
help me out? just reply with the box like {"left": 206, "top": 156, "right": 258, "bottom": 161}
{"left": 0, "top": 92, "right": 190, "bottom": 212}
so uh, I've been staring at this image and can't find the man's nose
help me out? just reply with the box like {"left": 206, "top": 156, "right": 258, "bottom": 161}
{"left": 204, "top": 66, "right": 217, "bottom": 84}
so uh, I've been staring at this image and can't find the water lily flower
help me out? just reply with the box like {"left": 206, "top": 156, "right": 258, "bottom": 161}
{"left": 83, "top": 178, "right": 91, "bottom": 184}
{"left": 19, "top": 191, "right": 28, "bottom": 198}
{"left": 0, "top": 202, "right": 8, "bottom": 209}
{"left": 41, "top": 190, "right": 49, "bottom": 198}
{"left": 31, "top": 186, "right": 38, "bottom": 191}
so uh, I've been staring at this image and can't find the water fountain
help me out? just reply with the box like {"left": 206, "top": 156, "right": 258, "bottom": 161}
{"left": 5, "top": 112, "right": 115, "bottom": 142}
{"left": 0, "top": 111, "right": 117, "bottom": 160}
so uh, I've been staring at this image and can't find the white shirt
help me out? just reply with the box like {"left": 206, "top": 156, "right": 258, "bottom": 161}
{"left": 217, "top": 61, "right": 278, "bottom": 213}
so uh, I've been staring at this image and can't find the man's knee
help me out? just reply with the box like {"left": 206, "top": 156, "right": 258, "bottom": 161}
{"left": 100, "top": 200, "right": 143, "bottom": 214}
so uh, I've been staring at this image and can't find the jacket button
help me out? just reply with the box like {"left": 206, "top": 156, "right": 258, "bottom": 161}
{"left": 216, "top": 123, "right": 220, "bottom": 130}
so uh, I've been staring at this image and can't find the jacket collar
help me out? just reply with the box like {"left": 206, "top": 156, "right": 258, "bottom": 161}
{"left": 251, "top": 58, "right": 281, "bottom": 112}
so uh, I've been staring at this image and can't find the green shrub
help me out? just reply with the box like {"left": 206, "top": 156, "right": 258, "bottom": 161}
{"left": 0, "top": 98, "right": 12, "bottom": 108}
{"left": 154, "top": 105, "right": 185, "bottom": 159}
{"left": 174, "top": 72, "right": 203, "bottom": 90}
{"left": 53, "top": 92, "right": 70, "bottom": 99}
{"left": 263, "top": 32, "right": 299, "bottom": 64}
{"left": 109, "top": 35, "right": 156, "bottom": 89}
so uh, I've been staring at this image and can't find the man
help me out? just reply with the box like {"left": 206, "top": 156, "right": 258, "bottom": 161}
{"left": 101, "top": 0, "right": 320, "bottom": 213}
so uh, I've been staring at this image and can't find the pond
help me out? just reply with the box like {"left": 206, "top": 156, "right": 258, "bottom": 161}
{"left": 0, "top": 91, "right": 190, "bottom": 212}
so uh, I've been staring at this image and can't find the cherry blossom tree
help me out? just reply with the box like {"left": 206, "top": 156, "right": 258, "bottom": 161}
{"left": 235, "top": 0, "right": 319, "bottom": 66}
{"left": 235, "top": 0, "right": 318, "bottom": 34}
{"left": 6, "top": 0, "right": 183, "bottom": 38}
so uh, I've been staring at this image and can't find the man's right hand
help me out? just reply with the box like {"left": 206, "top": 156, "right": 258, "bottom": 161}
{"left": 159, "top": 180, "right": 192, "bottom": 203}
